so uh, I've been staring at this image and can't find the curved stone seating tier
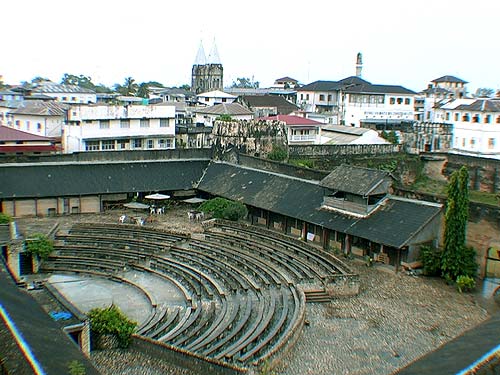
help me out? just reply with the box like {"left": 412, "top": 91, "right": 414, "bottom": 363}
{"left": 45, "top": 223, "right": 319, "bottom": 370}
{"left": 208, "top": 220, "right": 354, "bottom": 276}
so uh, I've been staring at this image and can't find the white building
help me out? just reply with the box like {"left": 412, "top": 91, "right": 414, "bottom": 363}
{"left": 194, "top": 103, "right": 253, "bottom": 127}
{"left": 435, "top": 98, "right": 500, "bottom": 158}
{"left": 196, "top": 90, "right": 236, "bottom": 106}
{"left": 0, "top": 100, "right": 68, "bottom": 137}
{"left": 260, "top": 115, "right": 322, "bottom": 145}
{"left": 416, "top": 75, "right": 468, "bottom": 122}
{"left": 63, "top": 104, "right": 176, "bottom": 153}
{"left": 296, "top": 76, "right": 415, "bottom": 127}
{"left": 320, "top": 125, "right": 389, "bottom": 145}
{"left": 32, "top": 82, "right": 97, "bottom": 104}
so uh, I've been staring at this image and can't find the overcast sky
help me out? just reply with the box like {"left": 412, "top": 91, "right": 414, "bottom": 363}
{"left": 2, "top": 0, "right": 499, "bottom": 93}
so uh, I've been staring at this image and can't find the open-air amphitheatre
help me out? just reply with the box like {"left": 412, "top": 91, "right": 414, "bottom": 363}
{"left": 0, "top": 150, "right": 498, "bottom": 374}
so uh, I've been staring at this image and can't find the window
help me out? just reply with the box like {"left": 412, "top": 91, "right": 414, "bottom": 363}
{"left": 306, "top": 94, "right": 309, "bottom": 100}
{"left": 99, "top": 120, "right": 110, "bottom": 129}
{"left": 26, "top": 121, "right": 30, "bottom": 131}
{"left": 485, "top": 115, "right": 492, "bottom": 124}
{"left": 62, "top": 96, "right": 68, "bottom": 101}
{"left": 85, "top": 141, "right": 99, "bottom": 151}
{"left": 15, "top": 120, "right": 20, "bottom": 129}
{"left": 319, "top": 94, "right": 325, "bottom": 101}
{"left": 37, "top": 123, "right": 42, "bottom": 132}
{"left": 445, "top": 112, "right": 450, "bottom": 121}
{"left": 389, "top": 97, "right": 395, "bottom": 105}
{"left": 120, "top": 119, "right": 130, "bottom": 128}
{"left": 84, "top": 120, "right": 92, "bottom": 124}
{"left": 404, "top": 98, "right": 411, "bottom": 105}
{"left": 470, "top": 138, "right": 476, "bottom": 148}
{"left": 472, "top": 114, "right": 480, "bottom": 123}
{"left": 300, "top": 94, "right": 304, "bottom": 100}
{"left": 488, "top": 138, "right": 495, "bottom": 149}
{"left": 205, "top": 97, "right": 209, "bottom": 102}
{"left": 462, "top": 113, "right": 470, "bottom": 122}
{"left": 71, "top": 97, "right": 76, "bottom": 102}
{"left": 140, "top": 119, "right": 150, "bottom": 128}
{"left": 101, "top": 140, "right": 115, "bottom": 150}
{"left": 160, "top": 118, "right": 169, "bottom": 127}
{"left": 132, "top": 139, "right": 142, "bottom": 149}
{"left": 147, "top": 139, "right": 154, "bottom": 149}
{"left": 327, "top": 94, "right": 332, "bottom": 101}
{"left": 222, "top": 98, "right": 227, "bottom": 103}
{"left": 396, "top": 98, "right": 403, "bottom": 104}
{"left": 462, "top": 138, "right": 466, "bottom": 147}
{"left": 117, "top": 140, "right": 128, "bottom": 149}
{"left": 158, "top": 139, "right": 167, "bottom": 148}
{"left": 454, "top": 113, "right": 459, "bottom": 121}
{"left": 496, "top": 116, "right": 500, "bottom": 124}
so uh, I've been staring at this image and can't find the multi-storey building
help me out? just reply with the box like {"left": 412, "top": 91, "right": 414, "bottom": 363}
{"left": 297, "top": 76, "right": 415, "bottom": 127}
{"left": 435, "top": 98, "right": 500, "bottom": 158}
{"left": 63, "top": 104, "right": 176, "bottom": 153}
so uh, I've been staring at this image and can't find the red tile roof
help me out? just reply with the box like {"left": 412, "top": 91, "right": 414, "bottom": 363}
{"left": 259, "top": 115, "right": 323, "bottom": 126}
{"left": 0, "top": 126, "right": 55, "bottom": 142}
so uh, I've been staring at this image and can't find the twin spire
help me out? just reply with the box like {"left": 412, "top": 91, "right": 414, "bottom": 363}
{"left": 194, "top": 39, "right": 221, "bottom": 66}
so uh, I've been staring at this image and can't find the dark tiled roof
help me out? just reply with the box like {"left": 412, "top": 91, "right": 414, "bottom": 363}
{"left": 240, "top": 95, "right": 298, "bottom": 114}
{"left": 298, "top": 77, "right": 415, "bottom": 95}
{"left": 431, "top": 75, "right": 468, "bottom": 83}
{"left": 320, "top": 165, "right": 392, "bottom": 196}
{"left": 345, "top": 84, "right": 416, "bottom": 95}
{"left": 346, "top": 197, "right": 442, "bottom": 248}
{"left": 0, "top": 160, "right": 209, "bottom": 198}
{"left": 455, "top": 99, "right": 500, "bottom": 112}
{"left": 0, "top": 264, "right": 100, "bottom": 374}
{"left": 274, "top": 76, "right": 298, "bottom": 83}
{"left": 0, "top": 126, "right": 55, "bottom": 141}
{"left": 297, "top": 80, "right": 341, "bottom": 92}
{"left": 197, "top": 162, "right": 442, "bottom": 248}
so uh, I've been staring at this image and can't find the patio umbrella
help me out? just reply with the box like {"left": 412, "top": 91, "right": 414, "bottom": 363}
{"left": 183, "top": 197, "right": 206, "bottom": 204}
{"left": 145, "top": 193, "right": 171, "bottom": 200}
{"left": 123, "top": 202, "right": 149, "bottom": 209}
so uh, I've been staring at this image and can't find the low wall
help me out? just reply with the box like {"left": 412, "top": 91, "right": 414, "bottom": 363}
{"left": 237, "top": 154, "right": 328, "bottom": 181}
{"left": 131, "top": 336, "right": 249, "bottom": 375}
{"left": 289, "top": 144, "right": 401, "bottom": 158}
{"left": 0, "top": 148, "right": 212, "bottom": 164}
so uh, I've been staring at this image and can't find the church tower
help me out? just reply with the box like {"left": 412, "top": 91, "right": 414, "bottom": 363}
{"left": 191, "top": 40, "right": 223, "bottom": 94}
{"left": 355, "top": 52, "right": 363, "bottom": 77}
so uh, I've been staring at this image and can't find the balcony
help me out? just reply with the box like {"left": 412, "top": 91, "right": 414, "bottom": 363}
{"left": 322, "top": 196, "right": 378, "bottom": 216}
{"left": 289, "top": 134, "right": 317, "bottom": 143}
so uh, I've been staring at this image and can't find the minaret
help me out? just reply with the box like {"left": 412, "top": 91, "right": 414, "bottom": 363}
{"left": 355, "top": 52, "right": 363, "bottom": 77}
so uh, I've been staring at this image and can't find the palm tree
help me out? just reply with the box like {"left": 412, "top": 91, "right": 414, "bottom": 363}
{"left": 123, "top": 77, "right": 138, "bottom": 96}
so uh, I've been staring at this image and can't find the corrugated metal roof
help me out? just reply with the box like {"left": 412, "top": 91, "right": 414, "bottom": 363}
{"left": 33, "top": 83, "right": 95, "bottom": 94}
{"left": 194, "top": 103, "right": 253, "bottom": 116}
{"left": 8, "top": 101, "right": 68, "bottom": 116}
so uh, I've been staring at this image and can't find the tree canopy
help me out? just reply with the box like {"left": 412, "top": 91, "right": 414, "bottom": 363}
{"left": 441, "top": 166, "right": 477, "bottom": 281}
{"left": 474, "top": 87, "right": 495, "bottom": 98}
{"left": 231, "top": 77, "right": 259, "bottom": 89}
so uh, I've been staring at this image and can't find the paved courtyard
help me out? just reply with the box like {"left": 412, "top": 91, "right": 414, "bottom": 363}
{"left": 16, "top": 208, "right": 496, "bottom": 375}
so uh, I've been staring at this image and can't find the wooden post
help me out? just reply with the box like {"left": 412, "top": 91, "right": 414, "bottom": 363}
{"left": 302, "top": 221, "right": 307, "bottom": 242}
{"left": 266, "top": 210, "right": 270, "bottom": 229}
{"left": 34, "top": 198, "right": 38, "bottom": 217}
{"left": 322, "top": 228, "right": 329, "bottom": 250}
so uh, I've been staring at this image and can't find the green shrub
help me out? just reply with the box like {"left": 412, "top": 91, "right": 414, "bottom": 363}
{"left": 199, "top": 198, "right": 247, "bottom": 221}
{"left": 68, "top": 360, "right": 86, "bottom": 375}
{"left": 456, "top": 275, "right": 476, "bottom": 293}
{"left": 87, "top": 305, "right": 137, "bottom": 348}
{"left": 222, "top": 201, "right": 248, "bottom": 221}
{"left": 0, "top": 213, "right": 12, "bottom": 224}
{"left": 25, "top": 234, "right": 54, "bottom": 260}
{"left": 267, "top": 144, "right": 287, "bottom": 162}
{"left": 420, "top": 245, "right": 442, "bottom": 276}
